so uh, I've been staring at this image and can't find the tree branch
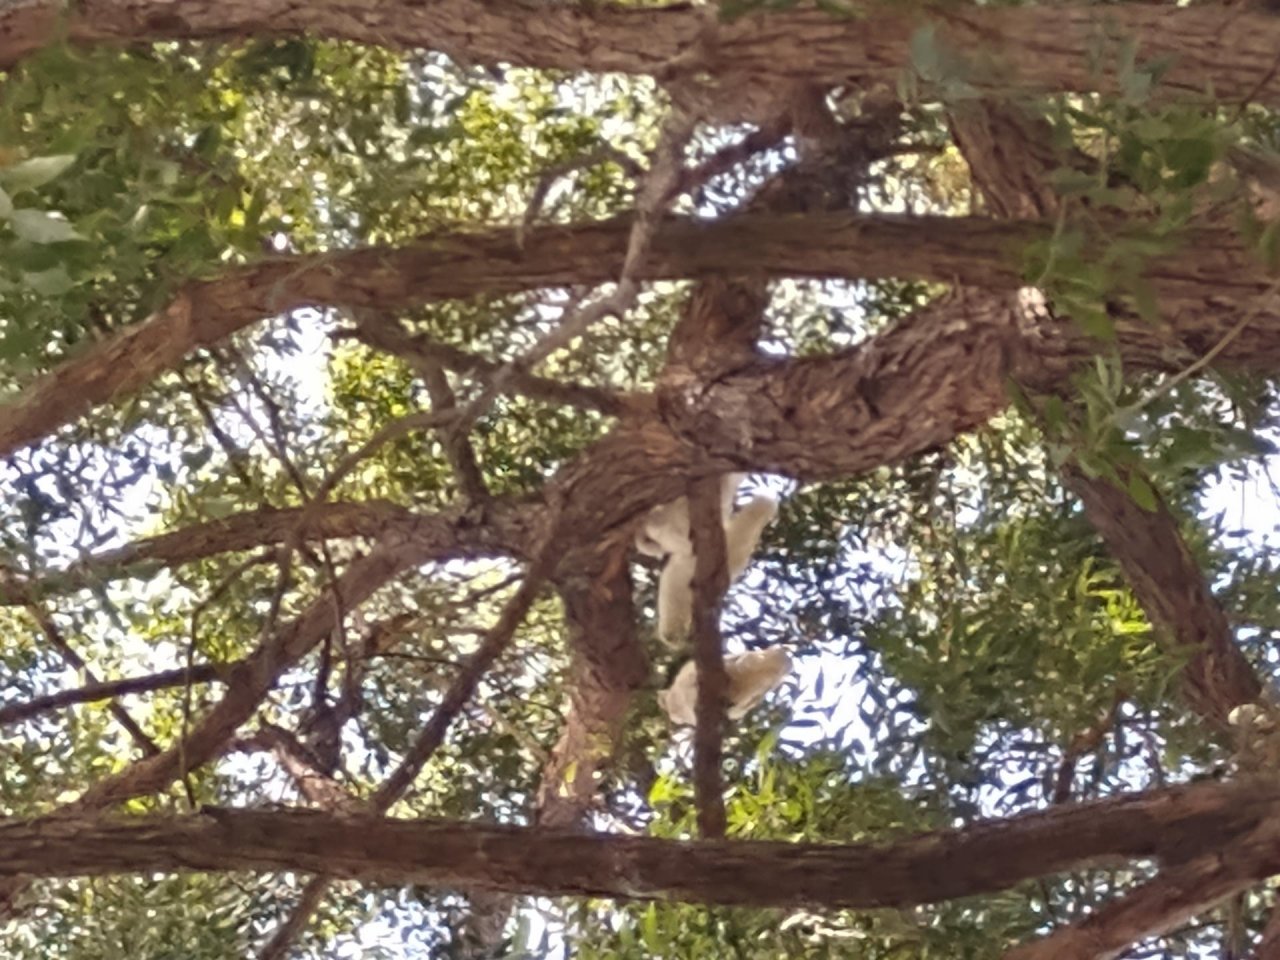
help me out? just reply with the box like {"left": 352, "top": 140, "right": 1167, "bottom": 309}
{"left": 3, "top": 1, "right": 1280, "bottom": 105}
{"left": 345, "top": 317, "right": 635, "bottom": 417}
{"left": 950, "top": 97, "right": 1264, "bottom": 733}
{"left": 1065, "top": 465, "right": 1261, "bottom": 731}
{"left": 0, "top": 501, "right": 528, "bottom": 607}
{"left": 688, "top": 476, "right": 730, "bottom": 839}
{"left": 4, "top": 209, "right": 1272, "bottom": 460}
{"left": 0, "top": 663, "right": 230, "bottom": 729}
{"left": 257, "top": 548, "right": 558, "bottom": 959}
{"left": 5, "top": 779, "right": 1280, "bottom": 911}
{"left": 19, "top": 600, "right": 160, "bottom": 757}
{"left": 1004, "top": 817, "right": 1280, "bottom": 960}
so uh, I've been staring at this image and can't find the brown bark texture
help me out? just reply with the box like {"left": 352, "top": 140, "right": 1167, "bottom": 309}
{"left": 3, "top": 1, "right": 1280, "bottom": 106}
{"left": 0, "top": 211, "right": 1274, "bottom": 461}
{"left": 3, "top": 779, "right": 1279, "bottom": 910}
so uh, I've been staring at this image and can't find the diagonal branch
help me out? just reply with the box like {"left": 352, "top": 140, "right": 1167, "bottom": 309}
{"left": 1065, "top": 465, "right": 1261, "bottom": 730}
{"left": 18, "top": 598, "right": 160, "bottom": 757}
{"left": 448, "top": 108, "right": 695, "bottom": 437}
{"left": 1004, "top": 816, "right": 1280, "bottom": 960}
{"left": 352, "top": 312, "right": 489, "bottom": 503}
{"left": 951, "top": 98, "right": 1264, "bottom": 732}
{"left": 0, "top": 536, "right": 437, "bottom": 915}
{"left": 256, "top": 548, "right": 558, "bottom": 960}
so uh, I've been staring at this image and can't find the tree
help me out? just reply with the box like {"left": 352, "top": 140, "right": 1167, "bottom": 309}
{"left": 2, "top": 1, "right": 1280, "bottom": 957}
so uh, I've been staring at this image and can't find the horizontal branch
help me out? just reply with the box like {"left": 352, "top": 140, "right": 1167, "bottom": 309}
{"left": 3, "top": 780, "right": 1278, "bottom": 909}
{"left": 2, "top": 1, "right": 1278, "bottom": 105}
{"left": 0, "top": 211, "right": 1267, "bottom": 459}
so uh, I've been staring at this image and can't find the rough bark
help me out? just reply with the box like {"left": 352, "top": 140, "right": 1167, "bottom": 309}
{"left": 1066, "top": 466, "right": 1261, "bottom": 730}
{"left": 3, "top": 210, "right": 1272, "bottom": 460}
{"left": 460, "top": 557, "right": 646, "bottom": 955}
{"left": 538, "top": 560, "right": 648, "bottom": 823}
{"left": 1005, "top": 816, "right": 1280, "bottom": 960}
{"left": 3, "top": 1, "right": 1280, "bottom": 105}
{"left": 3, "top": 779, "right": 1279, "bottom": 910}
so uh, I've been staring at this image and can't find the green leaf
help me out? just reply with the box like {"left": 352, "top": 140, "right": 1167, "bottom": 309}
{"left": 21, "top": 266, "right": 72, "bottom": 296}
{"left": 0, "top": 185, "right": 11, "bottom": 218}
{"left": 9, "top": 208, "right": 85, "bottom": 243}
{"left": 0, "top": 154, "right": 77, "bottom": 192}
{"left": 1127, "top": 472, "right": 1158, "bottom": 512}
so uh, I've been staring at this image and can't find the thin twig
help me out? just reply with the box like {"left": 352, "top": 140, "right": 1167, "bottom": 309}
{"left": 518, "top": 145, "right": 646, "bottom": 249}
{"left": 343, "top": 319, "right": 631, "bottom": 416}
{"left": 20, "top": 600, "right": 160, "bottom": 757}
{"left": 449, "top": 108, "right": 697, "bottom": 438}
{"left": 256, "top": 546, "right": 559, "bottom": 960}
{"left": 309, "top": 409, "right": 454, "bottom": 506}
{"left": 0, "top": 664, "right": 230, "bottom": 729}
{"left": 1126, "top": 276, "right": 1280, "bottom": 417}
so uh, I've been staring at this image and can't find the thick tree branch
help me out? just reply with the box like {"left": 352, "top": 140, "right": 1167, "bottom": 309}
{"left": 4, "top": 779, "right": 1280, "bottom": 911}
{"left": 4, "top": 210, "right": 1272, "bottom": 460}
{"left": 3, "top": 1, "right": 1280, "bottom": 105}
{"left": 1065, "top": 466, "right": 1261, "bottom": 730}
{"left": 460, "top": 554, "right": 645, "bottom": 955}
{"left": 949, "top": 97, "right": 1264, "bottom": 732}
